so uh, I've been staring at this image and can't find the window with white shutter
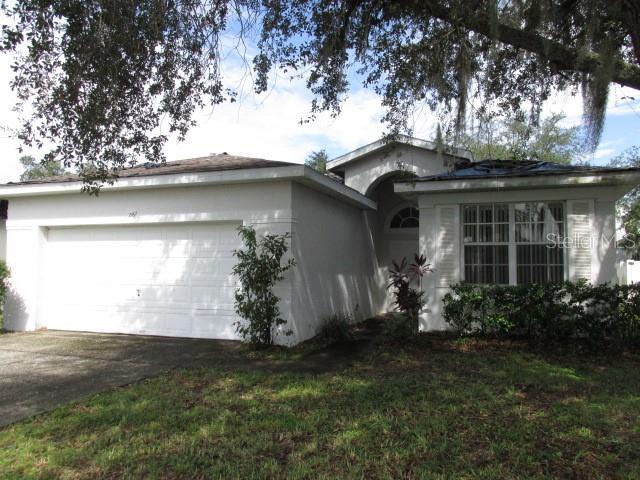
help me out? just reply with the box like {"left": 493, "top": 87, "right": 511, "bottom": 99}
{"left": 461, "top": 202, "right": 567, "bottom": 285}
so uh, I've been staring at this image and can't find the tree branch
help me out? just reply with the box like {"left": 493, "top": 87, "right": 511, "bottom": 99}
{"left": 422, "top": 1, "right": 640, "bottom": 90}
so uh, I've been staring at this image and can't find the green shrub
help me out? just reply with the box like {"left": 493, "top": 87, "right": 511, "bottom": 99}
{"left": 232, "top": 226, "right": 295, "bottom": 347}
{"left": 0, "top": 260, "right": 9, "bottom": 331}
{"left": 317, "top": 314, "right": 354, "bottom": 343}
{"left": 442, "top": 281, "right": 640, "bottom": 349}
{"left": 381, "top": 312, "right": 416, "bottom": 341}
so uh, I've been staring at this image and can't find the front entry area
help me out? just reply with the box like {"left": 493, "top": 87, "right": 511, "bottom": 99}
{"left": 40, "top": 222, "right": 241, "bottom": 339}
{"left": 366, "top": 174, "right": 420, "bottom": 309}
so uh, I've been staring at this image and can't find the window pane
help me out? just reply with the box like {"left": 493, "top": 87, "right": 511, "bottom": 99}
{"left": 517, "top": 266, "right": 530, "bottom": 284}
{"left": 516, "top": 223, "right": 530, "bottom": 243}
{"left": 547, "top": 245, "right": 563, "bottom": 264}
{"left": 495, "top": 223, "right": 509, "bottom": 242}
{"left": 548, "top": 203, "right": 563, "bottom": 222}
{"left": 516, "top": 243, "right": 564, "bottom": 285}
{"left": 495, "top": 245, "right": 509, "bottom": 264}
{"left": 402, "top": 217, "right": 419, "bottom": 228}
{"left": 479, "top": 205, "right": 493, "bottom": 223}
{"left": 463, "top": 205, "right": 477, "bottom": 224}
{"left": 496, "top": 265, "right": 509, "bottom": 284}
{"left": 514, "top": 204, "right": 528, "bottom": 222}
{"left": 463, "top": 224, "right": 477, "bottom": 243}
{"left": 549, "top": 265, "right": 564, "bottom": 282}
{"left": 532, "top": 265, "right": 546, "bottom": 283}
{"left": 464, "top": 244, "right": 508, "bottom": 284}
{"left": 531, "top": 245, "right": 546, "bottom": 264}
{"left": 464, "top": 245, "right": 478, "bottom": 265}
{"left": 479, "top": 224, "right": 493, "bottom": 243}
{"left": 531, "top": 223, "right": 545, "bottom": 242}
{"left": 495, "top": 205, "right": 509, "bottom": 223}
{"left": 391, "top": 206, "right": 419, "bottom": 229}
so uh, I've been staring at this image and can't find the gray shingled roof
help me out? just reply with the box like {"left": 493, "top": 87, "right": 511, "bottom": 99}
{"left": 414, "top": 159, "right": 640, "bottom": 182}
{"left": 9, "top": 154, "right": 297, "bottom": 185}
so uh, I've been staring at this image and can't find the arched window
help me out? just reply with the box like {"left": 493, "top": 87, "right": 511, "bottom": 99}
{"left": 390, "top": 206, "right": 419, "bottom": 229}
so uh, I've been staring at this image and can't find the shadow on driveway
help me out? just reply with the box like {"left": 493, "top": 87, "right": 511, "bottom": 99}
{"left": 0, "top": 330, "right": 244, "bottom": 427}
{"left": 0, "top": 325, "right": 380, "bottom": 427}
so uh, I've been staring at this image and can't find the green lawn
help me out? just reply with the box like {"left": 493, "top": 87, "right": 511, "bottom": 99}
{"left": 1, "top": 335, "right": 639, "bottom": 479}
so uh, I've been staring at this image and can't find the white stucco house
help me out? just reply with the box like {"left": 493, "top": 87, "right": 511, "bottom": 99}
{"left": 1, "top": 136, "right": 639, "bottom": 344}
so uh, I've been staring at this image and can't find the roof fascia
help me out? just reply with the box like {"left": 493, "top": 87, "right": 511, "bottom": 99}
{"left": 0, "top": 164, "right": 376, "bottom": 210}
{"left": 394, "top": 171, "right": 640, "bottom": 194}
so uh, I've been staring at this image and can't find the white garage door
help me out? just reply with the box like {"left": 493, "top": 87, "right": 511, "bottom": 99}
{"left": 41, "top": 222, "right": 241, "bottom": 339}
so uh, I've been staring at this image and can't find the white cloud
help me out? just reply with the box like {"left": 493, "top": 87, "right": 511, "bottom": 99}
{"left": 162, "top": 74, "right": 389, "bottom": 164}
{"left": 546, "top": 84, "right": 640, "bottom": 126}
{"left": 593, "top": 147, "right": 616, "bottom": 160}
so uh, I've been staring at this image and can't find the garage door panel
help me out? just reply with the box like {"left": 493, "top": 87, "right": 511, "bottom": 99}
{"left": 41, "top": 222, "right": 242, "bottom": 339}
{"left": 191, "top": 285, "right": 235, "bottom": 305}
{"left": 191, "top": 310, "right": 238, "bottom": 339}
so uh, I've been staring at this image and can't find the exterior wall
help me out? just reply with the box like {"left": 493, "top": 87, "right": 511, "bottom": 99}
{"left": 416, "top": 185, "right": 624, "bottom": 331}
{"left": 290, "top": 183, "right": 381, "bottom": 342}
{"left": 340, "top": 145, "right": 456, "bottom": 195}
{"left": 3, "top": 182, "right": 298, "bottom": 343}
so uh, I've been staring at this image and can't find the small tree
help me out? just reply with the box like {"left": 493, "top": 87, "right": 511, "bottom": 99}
{"left": 387, "top": 254, "right": 432, "bottom": 334}
{"left": 304, "top": 150, "right": 328, "bottom": 173}
{"left": 610, "top": 146, "right": 640, "bottom": 259}
{"left": 232, "top": 225, "right": 296, "bottom": 346}
{"left": 460, "top": 113, "right": 587, "bottom": 164}
{"left": 19, "top": 155, "right": 66, "bottom": 181}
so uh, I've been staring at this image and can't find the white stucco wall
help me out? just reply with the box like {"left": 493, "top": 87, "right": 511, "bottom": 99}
{"left": 290, "top": 182, "right": 381, "bottom": 341}
{"left": 414, "top": 185, "right": 625, "bottom": 331}
{"left": 3, "top": 182, "right": 298, "bottom": 341}
{"left": 338, "top": 145, "right": 457, "bottom": 195}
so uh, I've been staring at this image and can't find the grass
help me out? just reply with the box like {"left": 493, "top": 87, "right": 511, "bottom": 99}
{"left": 1, "top": 335, "right": 639, "bottom": 479}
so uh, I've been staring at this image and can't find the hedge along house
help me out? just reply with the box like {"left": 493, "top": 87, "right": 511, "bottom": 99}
{"left": 2, "top": 136, "right": 640, "bottom": 344}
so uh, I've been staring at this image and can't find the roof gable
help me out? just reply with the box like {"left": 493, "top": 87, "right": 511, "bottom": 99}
{"left": 326, "top": 135, "right": 472, "bottom": 171}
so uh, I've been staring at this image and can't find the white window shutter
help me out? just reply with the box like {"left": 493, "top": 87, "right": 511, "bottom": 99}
{"left": 567, "top": 199, "right": 594, "bottom": 282}
{"left": 435, "top": 205, "right": 460, "bottom": 287}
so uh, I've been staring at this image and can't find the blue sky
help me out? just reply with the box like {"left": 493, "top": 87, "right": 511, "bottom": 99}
{"left": 0, "top": 43, "right": 638, "bottom": 182}
{"left": 590, "top": 103, "right": 640, "bottom": 165}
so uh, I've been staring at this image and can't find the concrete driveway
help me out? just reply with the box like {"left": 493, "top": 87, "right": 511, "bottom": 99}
{"left": 0, "top": 330, "right": 242, "bottom": 427}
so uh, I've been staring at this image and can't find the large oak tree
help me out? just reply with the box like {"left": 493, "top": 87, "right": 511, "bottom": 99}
{"left": 2, "top": 0, "right": 639, "bottom": 190}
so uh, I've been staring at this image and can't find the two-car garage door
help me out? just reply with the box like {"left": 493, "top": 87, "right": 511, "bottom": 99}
{"left": 40, "top": 222, "right": 241, "bottom": 339}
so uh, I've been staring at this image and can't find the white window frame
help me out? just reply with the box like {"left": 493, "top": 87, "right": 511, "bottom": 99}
{"left": 460, "top": 202, "right": 568, "bottom": 285}
{"left": 385, "top": 203, "right": 419, "bottom": 235}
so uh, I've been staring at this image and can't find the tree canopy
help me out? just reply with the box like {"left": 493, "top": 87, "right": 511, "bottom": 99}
{"left": 610, "top": 146, "right": 640, "bottom": 259}
{"left": 2, "top": 0, "right": 639, "bottom": 189}
{"left": 460, "top": 113, "right": 588, "bottom": 164}
{"left": 304, "top": 150, "right": 328, "bottom": 173}
{"left": 18, "top": 155, "right": 66, "bottom": 181}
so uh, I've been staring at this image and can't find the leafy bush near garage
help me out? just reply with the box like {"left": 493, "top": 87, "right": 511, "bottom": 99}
{"left": 233, "top": 226, "right": 296, "bottom": 347}
{"left": 442, "top": 281, "right": 640, "bottom": 349}
{"left": 0, "top": 261, "right": 9, "bottom": 331}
